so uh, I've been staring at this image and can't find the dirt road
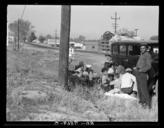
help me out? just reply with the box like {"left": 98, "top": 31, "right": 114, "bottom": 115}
{"left": 23, "top": 43, "right": 106, "bottom": 74}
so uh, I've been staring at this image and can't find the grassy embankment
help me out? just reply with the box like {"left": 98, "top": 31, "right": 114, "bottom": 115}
{"left": 7, "top": 46, "right": 158, "bottom": 121}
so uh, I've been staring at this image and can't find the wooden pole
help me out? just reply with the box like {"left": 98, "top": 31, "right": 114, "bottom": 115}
{"left": 17, "top": 19, "right": 19, "bottom": 50}
{"left": 7, "top": 22, "right": 9, "bottom": 47}
{"left": 58, "top": 5, "right": 71, "bottom": 90}
{"left": 111, "top": 12, "right": 120, "bottom": 34}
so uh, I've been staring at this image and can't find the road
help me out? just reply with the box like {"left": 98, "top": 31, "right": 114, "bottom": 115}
{"left": 23, "top": 42, "right": 107, "bottom": 74}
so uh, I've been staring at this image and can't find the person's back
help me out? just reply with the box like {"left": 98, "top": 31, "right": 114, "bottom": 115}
{"left": 121, "top": 72, "right": 137, "bottom": 93}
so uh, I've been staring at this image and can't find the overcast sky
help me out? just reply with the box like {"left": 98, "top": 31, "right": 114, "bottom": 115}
{"left": 7, "top": 5, "right": 159, "bottom": 40}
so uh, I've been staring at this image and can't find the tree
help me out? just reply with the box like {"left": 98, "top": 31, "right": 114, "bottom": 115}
{"left": 102, "top": 31, "right": 114, "bottom": 40}
{"left": 150, "top": 35, "right": 158, "bottom": 41}
{"left": 9, "top": 19, "right": 34, "bottom": 42}
{"left": 73, "top": 35, "right": 86, "bottom": 43}
{"left": 46, "top": 34, "right": 52, "bottom": 39}
{"left": 78, "top": 35, "right": 85, "bottom": 42}
{"left": 38, "top": 35, "right": 46, "bottom": 43}
{"left": 28, "top": 32, "right": 37, "bottom": 42}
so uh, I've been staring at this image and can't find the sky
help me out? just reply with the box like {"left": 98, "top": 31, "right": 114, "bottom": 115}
{"left": 7, "top": 5, "right": 159, "bottom": 40}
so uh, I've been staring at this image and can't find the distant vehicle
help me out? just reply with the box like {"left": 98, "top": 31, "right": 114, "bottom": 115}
{"left": 70, "top": 42, "right": 84, "bottom": 49}
{"left": 32, "top": 39, "right": 40, "bottom": 44}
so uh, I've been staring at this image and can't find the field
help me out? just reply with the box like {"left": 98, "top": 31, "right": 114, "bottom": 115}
{"left": 6, "top": 43, "right": 158, "bottom": 122}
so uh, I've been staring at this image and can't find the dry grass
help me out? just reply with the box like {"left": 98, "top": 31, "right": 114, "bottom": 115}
{"left": 6, "top": 46, "right": 158, "bottom": 121}
{"left": 96, "top": 95, "right": 158, "bottom": 121}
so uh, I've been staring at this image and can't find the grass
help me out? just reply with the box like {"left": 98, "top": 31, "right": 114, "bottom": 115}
{"left": 6, "top": 45, "right": 158, "bottom": 121}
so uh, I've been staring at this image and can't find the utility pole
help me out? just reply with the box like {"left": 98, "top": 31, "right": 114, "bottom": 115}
{"left": 17, "top": 19, "right": 20, "bottom": 50}
{"left": 7, "top": 21, "right": 9, "bottom": 47}
{"left": 134, "top": 28, "right": 139, "bottom": 36}
{"left": 58, "top": 5, "right": 71, "bottom": 90}
{"left": 111, "top": 12, "right": 120, "bottom": 34}
{"left": 18, "top": 5, "right": 26, "bottom": 50}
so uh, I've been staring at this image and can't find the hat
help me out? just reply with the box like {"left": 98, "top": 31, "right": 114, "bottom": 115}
{"left": 86, "top": 64, "right": 92, "bottom": 68}
{"left": 108, "top": 68, "right": 114, "bottom": 74}
{"left": 125, "top": 68, "right": 132, "bottom": 72}
{"left": 76, "top": 68, "right": 82, "bottom": 73}
{"left": 140, "top": 43, "right": 148, "bottom": 47}
{"left": 116, "top": 65, "right": 125, "bottom": 74}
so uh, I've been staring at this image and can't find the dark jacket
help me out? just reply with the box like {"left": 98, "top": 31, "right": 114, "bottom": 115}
{"left": 136, "top": 52, "right": 152, "bottom": 73}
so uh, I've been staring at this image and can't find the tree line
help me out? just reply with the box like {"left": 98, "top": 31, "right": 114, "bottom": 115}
{"left": 8, "top": 19, "right": 158, "bottom": 45}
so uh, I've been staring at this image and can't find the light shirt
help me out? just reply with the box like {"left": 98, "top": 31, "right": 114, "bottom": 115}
{"left": 102, "top": 75, "right": 109, "bottom": 84}
{"left": 110, "top": 77, "right": 121, "bottom": 89}
{"left": 108, "top": 67, "right": 114, "bottom": 74}
{"left": 76, "top": 67, "right": 82, "bottom": 73}
{"left": 75, "top": 67, "right": 83, "bottom": 77}
{"left": 83, "top": 71, "right": 89, "bottom": 76}
{"left": 110, "top": 73, "right": 137, "bottom": 92}
{"left": 120, "top": 73, "right": 137, "bottom": 92}
{"left": 69, "top": 47, "right": 74, "bottom": 57}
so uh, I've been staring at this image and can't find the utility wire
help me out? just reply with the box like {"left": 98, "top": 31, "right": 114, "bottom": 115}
{"left": 21, "top": 5, "right": 26, "bottom": 19}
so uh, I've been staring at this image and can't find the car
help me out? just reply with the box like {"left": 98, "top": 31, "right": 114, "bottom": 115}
{"left": 110, "top": 40, "right": 158, "bottom": 71}
{"left": 110, "top": 40, "right": 159, "bottom": 95}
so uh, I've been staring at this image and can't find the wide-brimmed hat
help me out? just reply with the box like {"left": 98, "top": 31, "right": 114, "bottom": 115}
{"left": 140, "top": 43, "right": 148, "bottom": 47}
{"left": 125, "top": 68, "right": 132, "bottom": 72}
{"left": 86, "top": 64, "right": 92, "bottom": 68}
{"left": 108, "top": 68, "right": 114, "bottom": 74}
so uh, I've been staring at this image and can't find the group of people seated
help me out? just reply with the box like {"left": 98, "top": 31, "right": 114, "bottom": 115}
{"left": 101, "top": 61, "right": 137, "bottom": 97}
{"left": 69, "top": 60, "right": 138, "bottom": 99}
{"left": 68, "top": 61, "right": 99, "bottom": 88}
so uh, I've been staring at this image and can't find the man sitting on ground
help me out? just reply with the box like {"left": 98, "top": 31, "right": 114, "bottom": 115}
{"left": 109, "top": 65, "right": 137, "bottom": 96}
{"left": 120, "top": 68, "right": 137, "bottom": 96}
{"left": 68, "top": 61, "right": 85, "bottom": 87}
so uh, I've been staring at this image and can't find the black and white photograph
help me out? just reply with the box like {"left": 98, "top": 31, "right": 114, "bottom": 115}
{"left": 6, "top": 5, "right": 159, "bottom": 123}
